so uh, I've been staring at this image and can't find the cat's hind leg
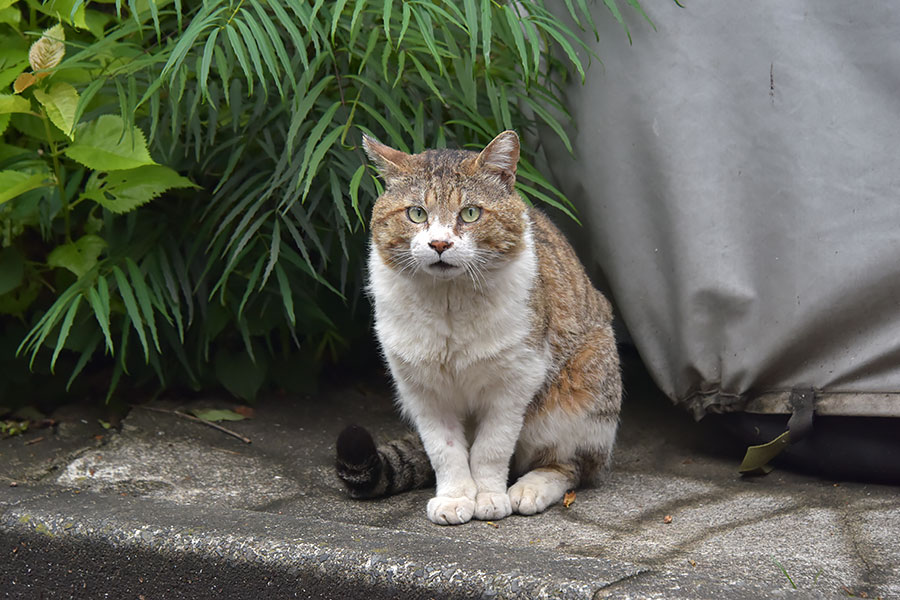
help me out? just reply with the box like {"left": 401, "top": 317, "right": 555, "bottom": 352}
{"left": 509, "top": 323, "right": 621, "bottom": 515}
{"left": 508, "top": 463, "right": 577, "bottom": 515}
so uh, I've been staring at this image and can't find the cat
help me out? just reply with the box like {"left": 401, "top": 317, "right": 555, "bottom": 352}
{"left": 336, "top": 130, "right": 621, "bottom": 525}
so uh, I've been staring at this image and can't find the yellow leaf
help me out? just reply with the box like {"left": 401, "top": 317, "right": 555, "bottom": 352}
{"left": 29, "top": 24, "right": 66, "bottom": 75}
{"left": 13, "top": 73, "right": 36, "bottom": 94}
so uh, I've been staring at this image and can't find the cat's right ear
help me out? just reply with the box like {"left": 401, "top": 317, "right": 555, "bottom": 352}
{"left": 362, "top": 134, "right": 412, "bottom": 182}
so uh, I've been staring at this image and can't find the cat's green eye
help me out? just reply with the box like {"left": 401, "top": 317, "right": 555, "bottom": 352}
{"left": 459, "top": 206, "right": 482, "bottom": 223}
{"left": 407, "top": 206, "right": 428, "bottom": 224}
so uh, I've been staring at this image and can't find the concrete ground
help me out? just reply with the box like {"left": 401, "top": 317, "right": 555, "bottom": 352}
{"left": 1, "top": 354, "right": 897, "bottom": 599}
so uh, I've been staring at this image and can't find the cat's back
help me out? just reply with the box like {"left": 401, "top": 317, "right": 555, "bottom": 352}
{"left": 527, "top": 208, "right": 613, "bottom": 346}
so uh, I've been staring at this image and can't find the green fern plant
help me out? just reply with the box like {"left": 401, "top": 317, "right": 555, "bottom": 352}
{"left": 0, "top": 0, "right": 655, "bottom": 405}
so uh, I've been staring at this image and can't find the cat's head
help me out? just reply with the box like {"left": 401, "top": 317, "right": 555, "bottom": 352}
{"left": 364, "top": 131, "right": 527, "bottom": 281}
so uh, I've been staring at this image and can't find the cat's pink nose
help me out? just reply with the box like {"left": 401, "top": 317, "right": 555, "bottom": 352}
{"left": 429, "top": 240, "right": 453, "bottom": 255}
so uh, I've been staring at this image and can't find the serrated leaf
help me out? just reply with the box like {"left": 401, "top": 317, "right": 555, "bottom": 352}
{"left": 0, "top": 94, "right": 33, "bottom": 114}
{"left": 87, "top": 284, "right": 114, "bottom": 355}
{"left": 274, "top": 262, "right": 295, "bottom": 326}
{"left": 481, "top": 0, "right": 492, "bottom": 69}
{"left": 382, "top": 0, "right": 392, "bottom": 44}
{"left": 33, "top": 82, "right": 79, "bottom": 139}
{"left": 503, "top": 5, "right": 530, "bottom": 77}
{"left": 125, "top": 257, "right": 160, "bottom": 353}
{"left": 29, "top": 24, "right": 65, "bottom": 74}
{"left": 47, "top": 234, "right": 107, "bottom": 278}
{"left": 112, "top": 265, "right": 149, "bottom": 361}
{"left": 602, "top": 0, "right": 631, "bottom": 43}
{"left": 83, "top": 165, "right": 197, "bottom": 213}
{"left": 0, "top": 170, "right": 51, "bottom": 206}
{"left": 50, "top": 294, "right": 82, "bottom": 373}
{"left": 189, "top": 408, "right": 246, "bottom": 422}
{"left": 64, "top": 114, "right": 156, "bottom": 171}
{"left": 66, "top": 331, "right": 101, "bottom": 391}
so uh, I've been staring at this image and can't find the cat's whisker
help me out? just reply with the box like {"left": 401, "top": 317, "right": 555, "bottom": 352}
{"left": 463, "top": 262, "right": 483, "bottom": 294}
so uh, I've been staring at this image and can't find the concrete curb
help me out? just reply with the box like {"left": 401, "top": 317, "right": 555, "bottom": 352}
{"left": 2, "top": 485, "right": 643, "bottom": 600}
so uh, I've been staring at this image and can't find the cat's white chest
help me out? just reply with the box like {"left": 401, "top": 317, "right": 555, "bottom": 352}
{"left": 368, "top": 231, "right": 539, "bottom": 376}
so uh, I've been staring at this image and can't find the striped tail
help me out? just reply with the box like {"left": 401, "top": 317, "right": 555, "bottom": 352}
{"left": 335, "top": 425, "right": 434, "bottom": 498}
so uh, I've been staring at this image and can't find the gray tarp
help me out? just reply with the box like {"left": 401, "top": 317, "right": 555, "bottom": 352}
{"left": 546, "top": 2, "right": 900, "bottom": 418}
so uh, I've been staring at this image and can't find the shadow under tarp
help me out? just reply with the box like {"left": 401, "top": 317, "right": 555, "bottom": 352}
{"left": 543, "top": 1, "right": 900, "bottom": 481}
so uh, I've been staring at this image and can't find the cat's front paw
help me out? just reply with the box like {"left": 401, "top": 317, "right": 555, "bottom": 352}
{"left": 474, "top": 492, "right": 511, "bottom": 521}
{"left": 427, "top": 496, "right": 476, "bottom": 525}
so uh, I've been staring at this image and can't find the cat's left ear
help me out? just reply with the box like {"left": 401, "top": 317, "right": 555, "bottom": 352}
{"left": 362, "top": 134, "right": 412, "bottom": 182}
{"left": 475, "top": 130, "right": 520, "bottom": 189}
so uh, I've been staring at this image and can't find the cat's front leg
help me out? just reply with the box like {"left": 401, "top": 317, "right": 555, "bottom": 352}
{"left": 468, "top": 397, "right": 530, "bottom": 522}
{"left": 421, "top": 414, "right": 477, "bottom": 525}
{"left": 402, "top": 397, "right": 477, "bottom": 525}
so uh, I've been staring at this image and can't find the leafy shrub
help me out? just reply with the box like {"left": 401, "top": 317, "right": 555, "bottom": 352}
{"left": 0, "top": 0, "right": 648, "bottom": 407}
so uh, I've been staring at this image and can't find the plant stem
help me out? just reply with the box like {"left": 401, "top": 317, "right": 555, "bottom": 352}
{"left": 40, "top": 109, "right": 70, "bottom": 242}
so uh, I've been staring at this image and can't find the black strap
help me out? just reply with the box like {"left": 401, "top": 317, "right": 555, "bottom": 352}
{"left": 787, "top": 389, "right": 815, "bottom": 442}
{"left": 739, "top": 388, "right": 816, "bottom": 476}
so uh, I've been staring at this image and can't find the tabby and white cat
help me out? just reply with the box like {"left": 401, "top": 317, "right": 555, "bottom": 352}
{"left": 336, "top": 131, "right": 621, "bottom": 525}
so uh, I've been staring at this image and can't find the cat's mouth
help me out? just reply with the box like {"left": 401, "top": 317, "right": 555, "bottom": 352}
{"left": 427, "top": 260, "right": 460, "bottom": 272}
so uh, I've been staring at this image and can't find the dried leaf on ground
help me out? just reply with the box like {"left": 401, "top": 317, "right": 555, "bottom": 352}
{"left": 563, "top": 490, "right": 576, "bottom": 508}
{"left": 663, "top": 515, "right": 673, "bottom": 524}
{"left": 233, "top": 405, "right": 255, "bottom": 418}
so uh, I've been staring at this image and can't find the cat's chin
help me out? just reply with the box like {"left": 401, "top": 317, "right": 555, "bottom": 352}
{"left": 425, "top": 260, "right": 464, "bottom": 279}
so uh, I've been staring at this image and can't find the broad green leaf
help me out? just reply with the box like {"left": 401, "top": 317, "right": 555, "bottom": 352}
{"left": 83, "top": 165, "right": 197, "bottom": 213}
{"left": 189, "top": 408, "right": 246, "bottom": 422}
{"left": 0, "top": 279, "right": 39, "bottom": 317}
{"left": 0, "top": 94, "right": 33, "bottom": 115}
{"left": 40, "top": 1, "right": 86, "bottom": 29}
{"left": 47, "top": 234, "right": 107, "bottom": 278}
{"left": 0, "top": 57, "right": 29, "bottom": 91}
{"left": 33, "top": 82, "right": 79, "bottom": 139}
{"left": 65, "top": 114, "right": 156, "bottom": 171}
{"left": 0, "top": 7, "right": 22, "bottom": 28}
{"left": 0, "top": 170, "right": 50, "bottom": 206}
{"left": 214, "top": 350, "right": 267, "bottom": 401}
{"left": 0, "top": 247, "right": 24, "bottom": 295}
